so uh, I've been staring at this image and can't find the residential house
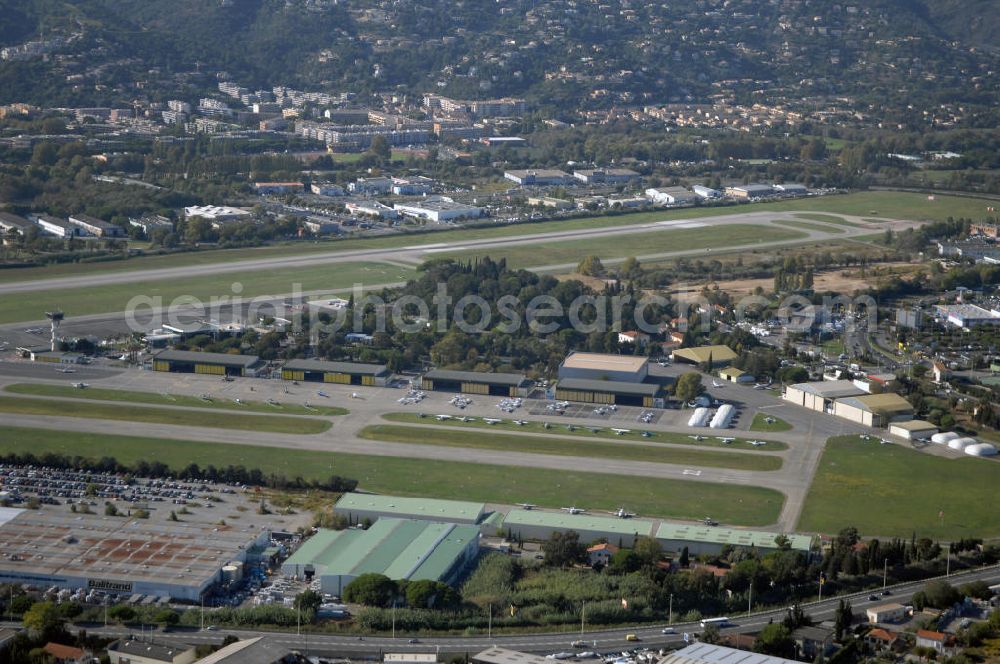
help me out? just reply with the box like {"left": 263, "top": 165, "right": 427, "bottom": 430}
{"left": 792, "top": 625, "right": 835, "bottom": 660}
{"left": 916, "top": 630, "right": 955, "bottom": 655}
{"left": 42, "top": 642, "right": 89, "bottom": 664}
{"left": 587, "top": 543, "right": 619, "bottom": 566}
{"left": 618, "top": 330, "right": 650, "bottom": 349}
{"left": 864, "top": 628, "right": 901, "bottom": 655}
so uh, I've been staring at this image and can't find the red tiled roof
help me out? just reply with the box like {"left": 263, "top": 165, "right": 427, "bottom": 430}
{"left": 44, "top": 642, "right": 85, "bottom": 659}
{"left": 587, "top": 543, "right": 620, "bottom": 553}
{"left": 917, "top": 629, "right": 947, "bottom": 642}
{"left": 867, "top": 628, "right": 897, "bottom": 642}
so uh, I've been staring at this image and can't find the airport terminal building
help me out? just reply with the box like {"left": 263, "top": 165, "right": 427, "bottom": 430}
{"left": 281, "top": 359, "right": 390, "bottom": 386}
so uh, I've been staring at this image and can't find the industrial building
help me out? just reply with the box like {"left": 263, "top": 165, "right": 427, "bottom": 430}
{"left": 724, "top": 184, "right": 775, "bottom": 199}
{"left": 474, "top": 649, "right": 551, "bottom": 664}
{"left": 0, "top": 211, "right": 32, "bottom": 235}
{"left": 501, "top": 510, "right": 655, "bottom": 548}
{"left": 107, "top": 638, "right": 197, "bottom": 664}
{"left": 151, "top": 350, "right": 262, "bottom": 377}
{"left": 67, "top": 213, "right": 125, "bottom": 238}
{"left": 503, "top": 169, "right": 575, "bottom": 186}
{"left": 555, "top": 352, "right": 664, "bottom": 406}
{"left": 659, "top": 643, "right": 799, "bottom": 664}
{"left": 573, "top": 168, "right": 641, "bottom": 184}
{"left": 419, "top": 369, "right": 531, "bottom": 397}
{"left": 654, "top": 524, "right": 813, "bottom": 556}
{"left": 934, "top": 304, "right": 1000, "bottom": 328}
{"left": 554, "top": 378, "right": 663, "bottom": 408}
{"left": 36, "top": 214, "right": 85, "bottom": 238}
{"left": 0, "top": 506, "right": 268, "bottom": 601}
{"left": 867, "top": 603, "right": 907, "bottom": 624}
{"left": 670, "top": 345, "right": 738, "bottom": 367}
{"left": 832, "top": 393, "right": 914, "bottom": 427}
{"left": 393, "top": 197, "right": 484, "bottom": 222}
{"left": 783, "top": 380, "right": 865, "bottom": 413}
{"left": 252, "top": 182, "right": 304, "bottom": 195}
{"left": 645, "top": 187, "right": 698, "bottom": 206}
{"left": 888, "top": 420, "right": 938, "bottom": 440}
{"left": 281, "top": 359, "right": 389, "bottom": 386}
{"left": 334, "top": 493, "right": 487, "bottom": 526}
{"left": 558, "top": 352, "right": 648, "bottom": 383}
{"left": 280, "top": 518, "right": 480, "bottom": 595}
{"left": 183, "top": 205, "right": 251, "bottom": 223}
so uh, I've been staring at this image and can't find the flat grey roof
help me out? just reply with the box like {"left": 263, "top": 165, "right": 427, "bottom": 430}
{"left": 788, "top": 380, "right": 864, "bottom": 399}
{"left": 660, "top": 643, "right": 799, "bottom": 664}
{"left": 284, "top": 358, "right": 389, "bottom": 376}
{"left": 556, "top": 378, "right": 661, "bottom": 396}
{"left": 424, "top": 369, "right": 529, "bottom": 387}
{"left": 474, "top": 648, "right": 552, "bottom": 664}
{"left": 110, "top": 638, "right": 193, "bottom": 661}
{"left": 154, "top": 350, "right": 260, "bottom": 368}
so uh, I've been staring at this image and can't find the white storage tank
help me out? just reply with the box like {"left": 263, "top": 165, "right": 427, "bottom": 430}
{"left": 710, "top": 404, "right": 735, "bottom": 429}
{"left": 931, "top": 431, "right": 959, "bottom": 445}
{"left": 221, "top": 561, "right": 244, "bottom": 583}
{"left": 948, "top": 437, "right": 977, "bottom": 451}
{"left": 964, "top": 443, "right": 998, "bottom": 457}
{"left": 688, "top": 407, "right": 710, "bottom": 428}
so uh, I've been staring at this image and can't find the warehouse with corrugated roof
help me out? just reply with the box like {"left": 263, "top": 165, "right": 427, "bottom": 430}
{"left": 334, "top": 492, "right": 487, "bottom": 526}
{"left": 281, "top": 359, "right": 390, "bottom": 386}
{"left": 501, "top": 509, "right": 655, "bottom": 548}
{"left": 280, "top": 518, "right": 480, "bottom": 595}
{"left": 670, "top": 345, "right": 739, "bottom": 367}
{"left": 555, "top": 352, "right": 665, "bottom": 407}
{"left": 832, "top": 393, "right": 913, "bottom": 427}
{"left": 655, "top": 523, "right": 813, "bottom": 556}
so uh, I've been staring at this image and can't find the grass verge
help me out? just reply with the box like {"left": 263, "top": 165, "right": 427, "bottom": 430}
{"left": 797, "top": 435, "right": 1000, "bottom": 539}
{"left": 5, "top": 383, "right": 348, "bottom": 416}
{"left": 0, "top": 396, "right": 331, "bottom": 434}
{"left": 770, "top": 219, "right": 846, "bottom": 234}
{"left": 749, "top": 413, "right": 793, "bottom": 433}
{"left": 0, "top": 426, "right": 785, "bottom": 525}
{"left": 359, "top": 424, "right": 783, "bottom": 471}
{"left": 382, "top": 412, "right": 787, "bottom": 450}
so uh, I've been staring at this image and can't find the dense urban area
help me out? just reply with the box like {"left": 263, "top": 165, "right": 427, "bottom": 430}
{"left": 0, "top": 1, "right": 999, "bottom": 664}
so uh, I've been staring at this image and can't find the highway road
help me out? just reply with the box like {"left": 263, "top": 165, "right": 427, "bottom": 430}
{"left": 1, "top": 211, "right": 919, "bottom": 296}
{"left": 10, "top": 565, "right": 998, "bottom": 656}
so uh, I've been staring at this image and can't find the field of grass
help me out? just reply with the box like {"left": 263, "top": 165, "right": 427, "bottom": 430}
{"left": 797, "top": 435, "right": 1000, "bottom": 539}
{"left": 0, "top": 426, "right": 784, "bottom": 525}
{"left": 4, "top": 191, "right": 986, "bottom": 286}
{"left": 4, "top": 383, "right": 348, "bottom": 416}
{"left": 382, "top": 412, "right": 788, "bottom": 450}
{"left": 359, "top": 424, "right": 783, "bottom": 471}
{"left": 749, "top": 413, "right": 792, "bottom": 433}
{"left": 770, "top": 219, "right": 846, "bottom": 234}
{"left": 0, "top": 261, "right": 413, "bottom": 325}
{"left": 793, "top": 213, "right": 861, "bottom": 227}
{"left": 440, "top": 224, "right": 806, "bottom": 268}
{"left": 0, "top": 396, "right": 332, "bottom": 434}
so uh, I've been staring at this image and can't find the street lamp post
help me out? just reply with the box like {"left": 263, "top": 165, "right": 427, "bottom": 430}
{"left": 748, "top": 581, "right": 752, "bottom": 614}
{"left": 883, "top": 558, "right": 888, "bottom": 590}
{"left": 668, "top": 593, "right": 673, "bottom": 625}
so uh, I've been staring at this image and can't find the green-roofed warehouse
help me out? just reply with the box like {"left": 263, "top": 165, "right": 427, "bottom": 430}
{"left": 280, "top": 518, "right": 480, "bottom": 595}
{"left": 502, "top": 509, "right": 655, "bottom": 548}
{"left": 655, "top": 523, "right": 813, "bottom": 556}
{"left": 335, "top": 492, "right": 487, "bottom": 526}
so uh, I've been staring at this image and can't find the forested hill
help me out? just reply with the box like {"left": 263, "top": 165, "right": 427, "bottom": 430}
{"left": 0, "top": 0, "right": 996, "bottom": 111}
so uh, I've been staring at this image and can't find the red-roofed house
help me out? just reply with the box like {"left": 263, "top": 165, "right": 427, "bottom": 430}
{"left": 618, "top": 330, "right": 650, "bottom": 349}
{"left": 916, "top": 629, "right": 955, "bottom": 655}
{"left": 864, "top": 628, "right": 900, "bottom": 654}
{"left": 587, "top": 543, "right": 619, "bottom": 566}
{"left": 43, "top": 642, "right": 88, "bottom": 663}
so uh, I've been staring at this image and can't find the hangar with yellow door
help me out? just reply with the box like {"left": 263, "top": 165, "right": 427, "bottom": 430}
{"left": 151, "top": 350, "right": 262, "bottom": 377}
{"left": 281, "top": 359, "right": 390, "bottom": 386}
{"left": 554, "top": 378, "right": 663, "bottom": 408}
{"left": 419, "top": 369, "right": 531, "bottom": 397}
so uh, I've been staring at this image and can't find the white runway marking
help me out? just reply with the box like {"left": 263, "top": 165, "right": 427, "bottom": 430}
{"left": 682, "top": 469, "right": 702, "bottom": 476}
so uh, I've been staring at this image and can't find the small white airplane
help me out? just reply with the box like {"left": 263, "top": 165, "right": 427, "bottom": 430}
{"left": 72, "top": 382, "right": 88, "bottom": 389}
{"left": 483, "top": 418, "right": 502, "bottom": 425}
{"left": 317, "top": 391, "right": 328, "bottom": 398}
{"left": 458, "top": 416, "right": 475, "bottom": 422}
{"left": 764, "top": 416, "right": 777, "bottom": 424}
{"left": 703, "top": 517, "right": 719, "bottom": 526}
{"left": 200, "top": 394, "right": 213, "bottom": 402}
{"left": 516, "top": 503, "right": 537, "bottom": 510}
{"left": 351, "top": 392, "right": 360, "bottom": 399}
{"left": 754, "top": 383, "right": 771, "bottom": 390}
{"left": 566, "top": 424, "right": 576, "bottom": 432}
{"left": 609, "top": 507, "right": 636, "bottom": 519}
{"left": 513, "top": 419, "right": 528, "bottom": 426}
{"left": 860, "top": 434, "right": 872, "bottom": 441}
{"left": 561, "top": 506, "right": 586, "bottom": 515}
{"left": 266, "top": 398, "right": 278, "bottom": 406}
{"left": 435, "top": 414, "right": 452, "bottom": 421}
{"left": 748, "top": 440, "right": 767, "bottom": 447}
{"left": 612, "top": 428, "right": 631, "bottom": 435}
{"left": 57, "top": 367, "right": 76, "bottom": 373}
{"left": 716, "top": 437, "right": 735, "bottom": 444}
{"left": 880, "top": 438, "right": 892, "bottom": 445}
{"left": 233, "top": 398, "right": 244, "bottom": 405}
{"left": 640, "top": 431, "right": 653, "bottom": 438}
{"left": 688, "top": 434, "right": 705, "bottom": 441}
{"left": 712, "top": 380, "right": 724, "bottom": 388}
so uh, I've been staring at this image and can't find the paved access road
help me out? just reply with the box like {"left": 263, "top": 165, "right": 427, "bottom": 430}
{"left": 14, "top": 565, "right": 998, "bottom": 656}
